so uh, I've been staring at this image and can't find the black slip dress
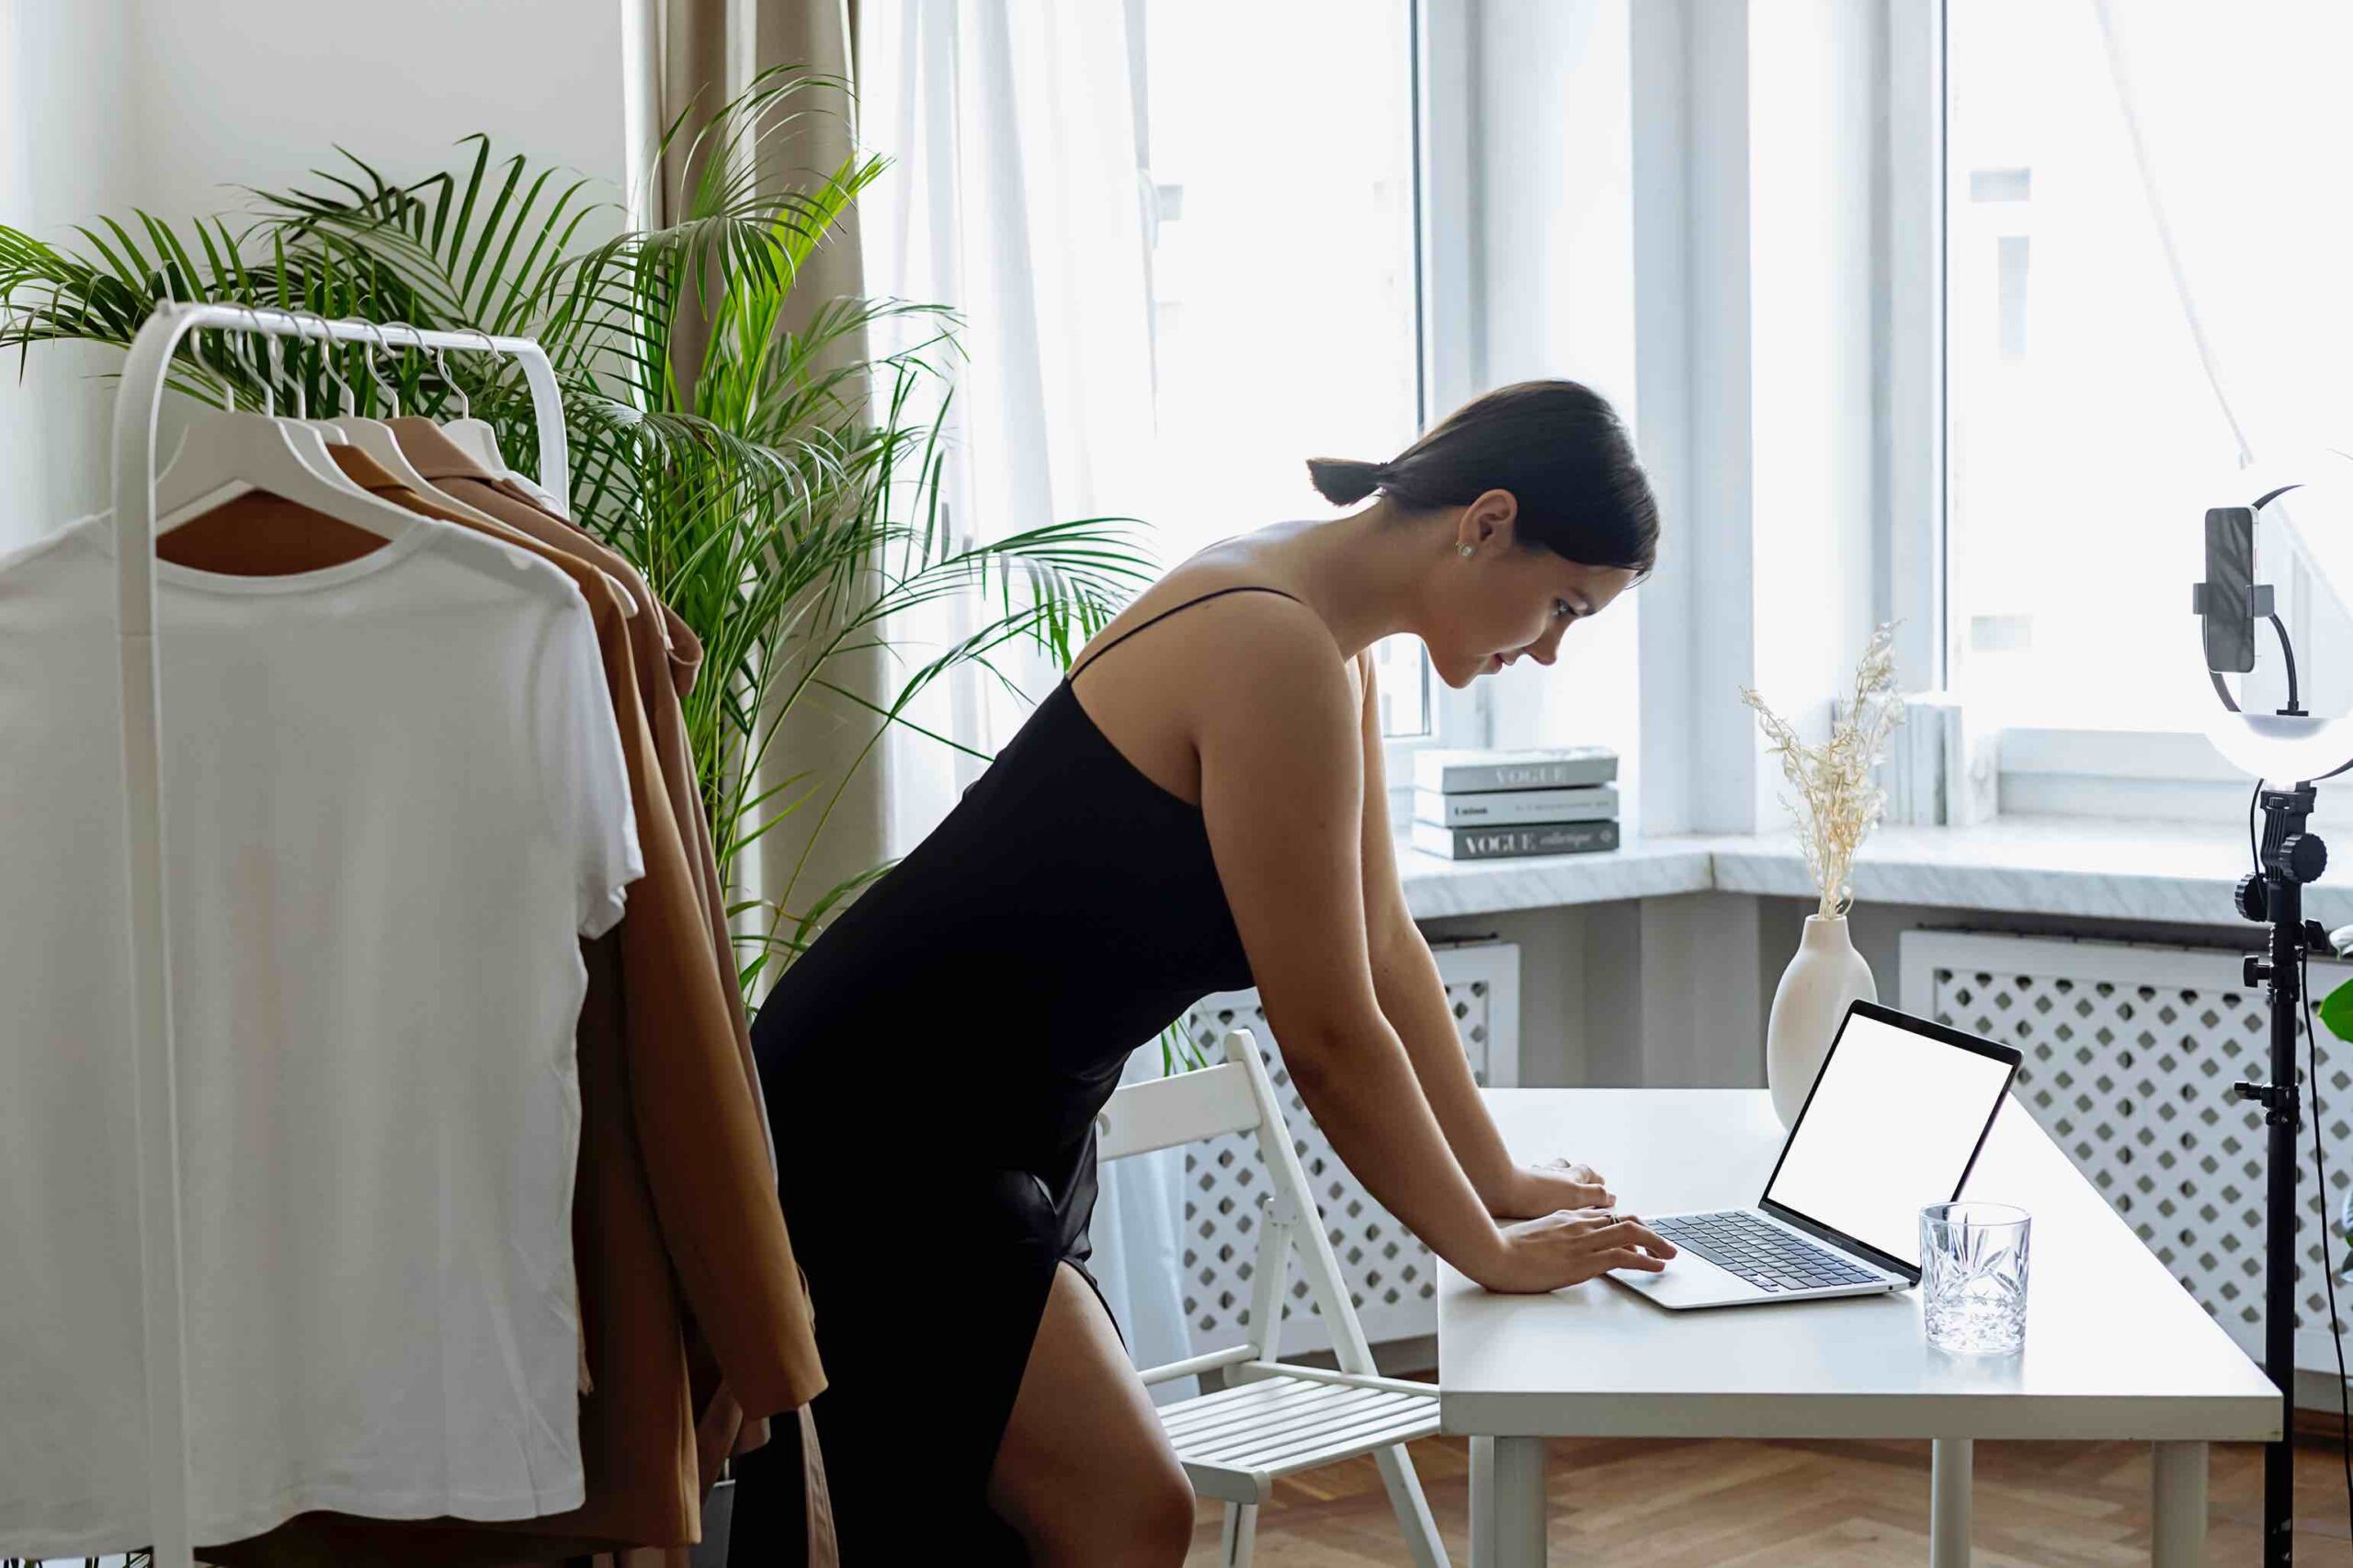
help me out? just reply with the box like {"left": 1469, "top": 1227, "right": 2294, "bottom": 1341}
{"left": 729, "top": 585, "right": 1305, "bottom": 1563}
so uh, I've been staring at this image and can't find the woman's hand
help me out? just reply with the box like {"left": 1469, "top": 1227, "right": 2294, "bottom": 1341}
{"left": 1472, "top": 1209, "right": 1677, "bottom": 1294}
{"left": 1491, "top": 1157, "right": 1614, "bottom": 1220}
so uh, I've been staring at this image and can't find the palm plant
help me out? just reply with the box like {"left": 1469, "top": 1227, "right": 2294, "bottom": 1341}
{"left": 1, "top": 69, "right": 1160, "bottom": 999}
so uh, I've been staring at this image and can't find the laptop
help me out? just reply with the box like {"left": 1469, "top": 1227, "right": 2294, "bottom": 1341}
{"left": 1611, "top": 1000, "right": 2022, "bottom": 1311}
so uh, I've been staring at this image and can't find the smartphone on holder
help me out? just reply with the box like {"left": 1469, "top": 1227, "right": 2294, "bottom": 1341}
{"left": 2202, "top": 506, "right": 2257, "bottom": 675}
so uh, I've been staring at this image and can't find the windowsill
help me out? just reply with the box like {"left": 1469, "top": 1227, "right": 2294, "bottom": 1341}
{"left": 1400, "top": 814, "right": 2353, "bottom": 927}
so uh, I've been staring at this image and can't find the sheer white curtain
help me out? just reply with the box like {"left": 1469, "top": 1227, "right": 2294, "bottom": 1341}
{"left": 856, "top": 0, "right": 1197, "bottom": 1394}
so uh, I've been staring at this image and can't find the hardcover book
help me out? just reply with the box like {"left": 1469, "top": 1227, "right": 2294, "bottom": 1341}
{"left": 1413, "top": 783, "right": 1619, "bottom": 828}
{"left": 1413, "top": 745, "right": 1618, "bottom": 794}
{"left": 1409, "top": 818, "right": 1621, "bottom": 861}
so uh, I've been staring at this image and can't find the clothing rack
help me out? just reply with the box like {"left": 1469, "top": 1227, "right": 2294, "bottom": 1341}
{"left": 108, "top": 303, "right": 568, "bottom": 1568}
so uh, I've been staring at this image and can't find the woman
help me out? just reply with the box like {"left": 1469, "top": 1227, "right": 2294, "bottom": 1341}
{"left": 733, "top": 380, "right": 1671, "bottom": 1564}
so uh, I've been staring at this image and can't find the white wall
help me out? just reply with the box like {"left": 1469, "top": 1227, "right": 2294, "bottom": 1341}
{"left": 0, "top": 0, "right": 631, "bottom": 546}
{"left": 0, "top": 0, "right": 142, "bottom": 539}
{"left": 127, "top": 0, "right": 628, "bottom": 230}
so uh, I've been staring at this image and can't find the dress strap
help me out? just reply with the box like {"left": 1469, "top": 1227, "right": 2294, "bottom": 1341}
{"left": 1066, "top": 585, "right": 1305, "bottom": 682}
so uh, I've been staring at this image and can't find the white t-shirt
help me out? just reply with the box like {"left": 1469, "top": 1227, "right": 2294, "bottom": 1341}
{"left": 0, "top": 511, "right": 641, "bottom": 1556}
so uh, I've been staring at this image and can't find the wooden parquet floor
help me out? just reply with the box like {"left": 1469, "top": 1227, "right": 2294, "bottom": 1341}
{"left": 1188, "top": 1437, "right": 2353, "bottom": 1566}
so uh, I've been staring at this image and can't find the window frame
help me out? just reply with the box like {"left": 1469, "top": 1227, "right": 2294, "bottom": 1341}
{"left": 1381, "top": 0, "right": 1488, "bottom": 801}
{"left": 1888, "top": 0, "right": 1947, "bottom": 701}
{"left": 1136, "top": 0, "right": 1480, "bottom": 797}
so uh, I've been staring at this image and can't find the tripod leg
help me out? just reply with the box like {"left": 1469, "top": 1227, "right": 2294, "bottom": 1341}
{"left": 2259, "top": 834, "right": 2305, "bottom": 1568}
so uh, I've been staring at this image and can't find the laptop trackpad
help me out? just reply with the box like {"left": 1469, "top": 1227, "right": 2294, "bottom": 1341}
{"left": 1610, "top": 1255, "right": 1765, "bottom": 1309}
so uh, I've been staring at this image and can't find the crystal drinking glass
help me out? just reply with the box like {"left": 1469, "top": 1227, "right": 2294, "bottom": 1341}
{"left": 1920, "top": 1201, "right": 2030, "bottom": 1355}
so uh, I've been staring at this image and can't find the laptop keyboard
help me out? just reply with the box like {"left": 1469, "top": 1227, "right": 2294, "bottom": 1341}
{"left": 1650, "top": 1210, "right": 1879, "bottom": 1293}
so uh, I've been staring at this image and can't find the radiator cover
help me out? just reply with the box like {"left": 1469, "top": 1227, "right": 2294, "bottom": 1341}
{"left": 1901, "top": 929, "right": 2353, "bottom": 1373}
{"left": 1178, "top": 940, "right": 1519, "bottom": 1355}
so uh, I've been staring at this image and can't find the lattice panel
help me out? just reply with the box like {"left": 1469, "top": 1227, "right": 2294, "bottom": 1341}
{"left": 1901, "top": 931, "right": 2353, "bottom": 1372}
{"left": 1178, "top": 943, "right": 1519, "bottom": 1355}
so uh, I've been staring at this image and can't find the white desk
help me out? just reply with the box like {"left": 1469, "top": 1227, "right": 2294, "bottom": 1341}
{"left": 1438, "top": 1090, "right": 2281, "bottom": 1566}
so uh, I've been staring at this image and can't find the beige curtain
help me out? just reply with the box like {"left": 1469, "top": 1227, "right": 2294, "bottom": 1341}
{"left": 636, "top": 0, "right": 893, "bottom": 984}
{"left": 627, "top": 11, "right": 866, "bottom": 1565}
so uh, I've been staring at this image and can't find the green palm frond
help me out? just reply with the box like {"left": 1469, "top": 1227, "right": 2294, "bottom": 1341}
{"left": 0, "top": 62, "right": 1168, "bottom": 1006}
{"left": 253, "top": 134, "right": 611, "bottom": 334}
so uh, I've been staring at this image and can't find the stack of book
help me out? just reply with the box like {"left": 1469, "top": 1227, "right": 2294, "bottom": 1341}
{"left": 1409, "top": 746, "right": 1620, "bottom": 861}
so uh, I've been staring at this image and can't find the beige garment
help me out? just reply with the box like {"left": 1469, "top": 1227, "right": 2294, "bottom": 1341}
{"left": 385, "top": 424, "right": 756, "bottom": 1128}
{"left": 396, "top": 443, "right": 839, "bottom": 1568}
{"left": 393, "top": 437, "right": 837, "bottom": 1568}
{"left": 388, "top": 421, "right": 801, "bottom": 1468}
{"left": 199, "top": 449, "right": 823, "bottom": 1568}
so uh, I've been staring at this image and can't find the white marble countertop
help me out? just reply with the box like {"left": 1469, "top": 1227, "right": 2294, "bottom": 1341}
{"left": 1398, "top": 814, "right": 2353, "bottom": 928}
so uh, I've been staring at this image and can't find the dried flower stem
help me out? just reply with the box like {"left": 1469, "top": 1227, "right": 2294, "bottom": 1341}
{"left": 1741, "top": 623, "right": 1907, "bottom": 918}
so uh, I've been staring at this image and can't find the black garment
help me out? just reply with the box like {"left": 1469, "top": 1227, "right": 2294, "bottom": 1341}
{"left": 732, "top": 585, "right": 1301, "bottom": 1562}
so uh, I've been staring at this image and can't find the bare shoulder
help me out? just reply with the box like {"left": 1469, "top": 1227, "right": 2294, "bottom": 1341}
{"left": 1179, "top": 585, "right": 1352, "bottom": 726}
{"left": 1077, "top": 561, "right": 1343, "bottom": 702}
{"left": 1188, "top": 610, "right": 1360, "bottom": 822}
{"left": 1064, "top": 560, "right": 1356, "bottom": 806}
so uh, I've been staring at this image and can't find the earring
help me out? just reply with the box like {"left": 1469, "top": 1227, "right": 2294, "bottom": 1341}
{"left": 1458, "top": 544, "right": 1474, "bottom": 558}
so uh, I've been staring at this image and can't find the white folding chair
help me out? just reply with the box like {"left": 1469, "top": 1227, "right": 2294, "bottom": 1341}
{"left": 1097, "top": 1028, "right": 1449, "bottom": 1568}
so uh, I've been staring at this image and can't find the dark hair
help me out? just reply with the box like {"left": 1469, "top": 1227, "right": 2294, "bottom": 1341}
{"left": 1306, "top": 380, "right": 1658, "bottom": 574}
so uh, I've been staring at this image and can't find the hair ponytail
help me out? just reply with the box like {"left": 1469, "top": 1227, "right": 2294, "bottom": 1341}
{"left": 1305, "top": 457, "right": 1387, "bottom": 506}
{"left": 1304, "top": 380, "right": 1659, "bottom": 574}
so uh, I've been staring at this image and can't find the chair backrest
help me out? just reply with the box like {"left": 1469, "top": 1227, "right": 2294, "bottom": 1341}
{"left": 1099, "top": 1028, "right": 1384, "bottom": 1378}
{"left": 1096, "top": 1057, "right": 1259, "bottom": 1161}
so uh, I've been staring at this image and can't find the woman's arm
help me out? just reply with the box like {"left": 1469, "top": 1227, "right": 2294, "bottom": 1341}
{"left": 1193, "top": 606, "right": 1669, "bottom": 1292}
{"left": 1349, "top": 653, "right": 1613, "bottom": 1220}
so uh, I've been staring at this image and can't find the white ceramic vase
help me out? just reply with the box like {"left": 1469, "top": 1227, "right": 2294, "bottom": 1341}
{"left": 1767, "top": 914, "right": 1877, "bottom": 1128}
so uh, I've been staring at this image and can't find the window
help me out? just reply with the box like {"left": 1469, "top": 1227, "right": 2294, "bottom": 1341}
{"left": 1140, "top": 0, "right": 1434, "bottom": 737}
{"left": 1944, "top": 3, "right": 2353, "bottom": 738}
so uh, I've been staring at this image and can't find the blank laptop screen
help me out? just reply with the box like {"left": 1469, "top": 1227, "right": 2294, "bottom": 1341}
{"left": 1761, "top": 1009, "right": 2015, "bottom": 1267}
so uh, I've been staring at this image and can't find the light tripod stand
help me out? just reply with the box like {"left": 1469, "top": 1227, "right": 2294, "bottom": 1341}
{"left": 2195, "top": 480, "right": 2350, "bottom": 1568}
{"left": 2230, "top": 781, "right": 2326, "bottom": 1568}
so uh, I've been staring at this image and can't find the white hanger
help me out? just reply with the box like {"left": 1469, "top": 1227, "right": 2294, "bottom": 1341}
{"left": 153, "top": 311, "right": 345, "bottom": 506}
{"left": 302, "top": 321, "right": 516, "bottom": 532}
{"left": 433, "top": 329, "right": 571, "bottom": 515}
{"left": 363, "top": 329, "right": 635, "bottom": 612}
{"left": 434, "top": 326, "right": 517, "bottom": 477}
{"left": 272, "top": 319, "right": 374, "bottom": 505}
{"left": 288, "top": 309, "right": 357, "bottom": 446}
{"left": 267, "top": 317, "right": 392, "bottom": 503}
{"left": 152, "top": 312, "right": 438, "bottom": 541}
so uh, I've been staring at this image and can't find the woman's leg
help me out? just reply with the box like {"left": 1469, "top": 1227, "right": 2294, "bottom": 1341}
{"left": 986, "top": 1261, "right": 1199, "bottom": 1565}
